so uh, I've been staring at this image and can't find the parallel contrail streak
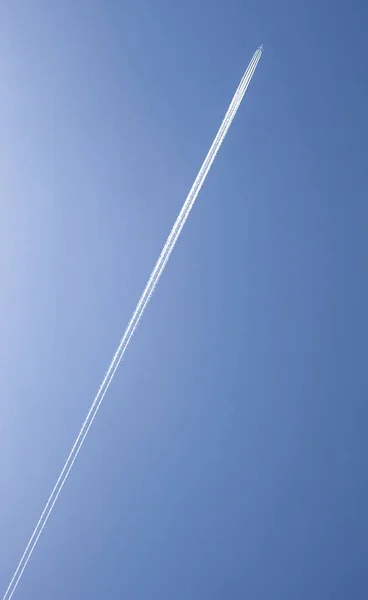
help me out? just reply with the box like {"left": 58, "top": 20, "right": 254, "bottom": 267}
{"left": 2, "top": 46, "right": 262, "bottom": 600}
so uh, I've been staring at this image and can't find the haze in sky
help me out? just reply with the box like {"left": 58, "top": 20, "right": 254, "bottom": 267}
{"left": 1, "top": 1, "right": 367, "bottom": 599}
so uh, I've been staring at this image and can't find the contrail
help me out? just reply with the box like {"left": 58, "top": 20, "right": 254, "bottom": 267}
{"left": 2, "top": 46, "right": 262, "bottom": 600}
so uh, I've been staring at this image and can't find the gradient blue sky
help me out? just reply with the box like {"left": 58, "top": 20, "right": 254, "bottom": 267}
{"left": 1, "top": 1, "right": 368, "bottom": 598}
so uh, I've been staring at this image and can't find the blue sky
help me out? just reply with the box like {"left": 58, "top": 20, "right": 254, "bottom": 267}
{"left": 1, "top": 1, "right": 367, "bottom": 598}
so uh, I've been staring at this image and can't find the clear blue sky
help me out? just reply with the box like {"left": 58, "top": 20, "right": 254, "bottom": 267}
{"left": 1, "top": 1, "right": 367, "bottom": 598}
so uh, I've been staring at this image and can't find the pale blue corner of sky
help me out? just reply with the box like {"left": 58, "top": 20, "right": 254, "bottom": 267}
{"left": 1, "top": 0, "right": 368, "bottom": 598}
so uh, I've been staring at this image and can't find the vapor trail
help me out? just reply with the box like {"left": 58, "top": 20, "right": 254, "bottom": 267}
{"left": 2, "top": 46, "right": 262, "bottom": 600}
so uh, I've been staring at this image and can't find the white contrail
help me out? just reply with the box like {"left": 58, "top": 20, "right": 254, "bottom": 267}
{"left": 2, "top": 46, "right": 262, "bottom": 600}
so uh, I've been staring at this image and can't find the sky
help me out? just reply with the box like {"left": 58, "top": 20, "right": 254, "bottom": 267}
{"left": 1, "top": 0, "right": 368, "bottom": 598}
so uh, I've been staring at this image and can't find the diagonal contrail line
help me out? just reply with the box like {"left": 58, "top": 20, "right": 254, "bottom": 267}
{"left": 2, "top": 46, "right": 262, "bottom": 600}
